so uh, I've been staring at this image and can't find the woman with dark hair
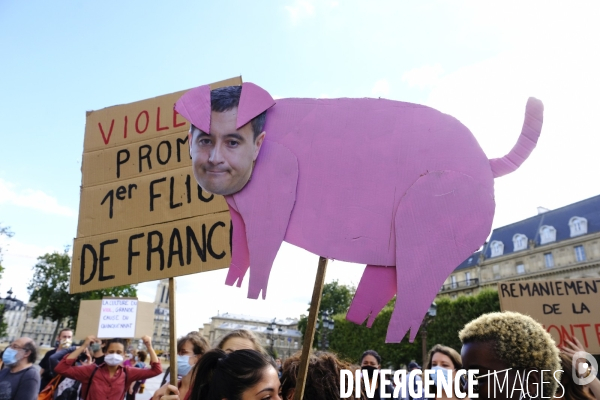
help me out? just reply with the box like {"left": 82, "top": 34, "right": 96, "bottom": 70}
{"left": 424, "top": 344, "right": 462, "bottom": 400}
{"left": 55, "top": 335, "right": 162, "bottom": 400}
{"left": 360, "top": 349, "right": 399, "bottom": 400}
{"left": 161, "top": 349, "right": 280, "bottom": 400}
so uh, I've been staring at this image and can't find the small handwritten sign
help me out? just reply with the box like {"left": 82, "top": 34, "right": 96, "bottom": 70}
{"left": 97, "top": 298, "right": 138, "bottom": 338}
{"left": 499, "top": 278, "right": 600, "bottom": 354}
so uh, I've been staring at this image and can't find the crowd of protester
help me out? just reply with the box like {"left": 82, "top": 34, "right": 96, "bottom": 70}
{"left": 0, "top": 311, "right": 599, "bottom": 400}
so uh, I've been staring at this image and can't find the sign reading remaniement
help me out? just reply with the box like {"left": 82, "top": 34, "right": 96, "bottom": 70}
{"left": 498, "top": 278, "right": 600, "bottom": 354}
{"left": 71, "top": 77, "right": 242, "bottom": 293}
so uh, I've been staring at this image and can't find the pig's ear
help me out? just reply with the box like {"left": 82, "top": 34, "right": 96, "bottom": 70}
{"left": 237, "top": 82, "right": 276, "bottom": 129}
{"left": 175, "top": 85, "right": 211, "bottom": 133}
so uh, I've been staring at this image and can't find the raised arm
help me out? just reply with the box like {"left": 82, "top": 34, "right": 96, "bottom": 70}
{"left": 127, "top": 335, "right": 162, "bottom": 382}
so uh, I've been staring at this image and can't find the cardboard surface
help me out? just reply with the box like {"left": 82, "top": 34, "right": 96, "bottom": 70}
{"left": 98, "top": 298, "right": 138, "bottom": 338}
{"left": 82, "top": 131, "right": 191, "bottom": 187}
{"left": 499, "top": 278, "right": 600, "bottom": 354}
{"left": 72, "top": 77, "right": 241, "bottom": 293}
{"left": 75, "top": 299, "right": 155, "bottom": 340}
{"left": 71, "top": 212, "right": 231, "bottom": 293}
{"left": 175, "top": 83, "right": 544, "bottom": 343}
{"left": 77, "top": 166, "right": 227, "bottom": 237}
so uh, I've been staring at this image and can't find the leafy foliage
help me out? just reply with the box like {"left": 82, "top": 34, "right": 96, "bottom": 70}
{"left": 0, "top": 224, "right": 14, "bottom": 337}
{"left": 426, "top": 289, "right": 501, "bottom": 351}
{"left": 298, "top": 280, "right": 355, "bottom": 347}
{"left": 326, "top": 289, "right": 501, "bottom": 368}
{"left": 0, "top": 224, "right": 14, "bottom": 280}
{"left": 329, "top": 302, "right": 421, "bottom": 369}
{"left": 27, "top": 251, "right": 137, "bottom": 332}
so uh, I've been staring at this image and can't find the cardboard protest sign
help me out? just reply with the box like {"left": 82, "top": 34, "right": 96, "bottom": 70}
{"left": 499, "top": 278, "right": 600, "bottom": 354}
{"left": 74, "top": 299, "right": 155, "bottom": 340}
{"left": 98, "top": 298, "right": 138, "bottom": 338}
{"left": 71, "top": 77, "right": 242, "bottom": 293}
{"left": 175, "top": 82, "right": 544, "bottom": 343}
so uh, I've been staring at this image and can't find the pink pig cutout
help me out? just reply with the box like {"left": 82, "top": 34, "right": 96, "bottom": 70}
{"left": 175, "top": 83, "right": 543, "bottom": 343}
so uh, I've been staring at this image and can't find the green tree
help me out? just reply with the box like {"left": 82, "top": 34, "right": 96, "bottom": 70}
{"left": 27, "top": 251, "right": 137, "bottom": 340}
{"left": 298, "top": 280, "right": 355, "bottom": 348}
{"left": 427, "top": 288, "right": 501, "bottom": 351}
{"left": 0, "top": 224, "right": 14, "bottom": 337}
{"left": 0, "top": 224, "right": 14, "bottom": 280}
{"left": 327, "top": 289, "right": 501, "bottom": 368}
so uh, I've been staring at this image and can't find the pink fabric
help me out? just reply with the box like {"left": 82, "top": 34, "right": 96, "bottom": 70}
{"left": 176, "top": 83, "right": 544, "bottom": 342}
{"left": 236, "top": 82, "right": 276, "bottom": 129}
{"left": 489, "top": 97, "right": 543, "bottom": 178}
{"left": 174, "top": 85, "right": 211, "bottom": 133}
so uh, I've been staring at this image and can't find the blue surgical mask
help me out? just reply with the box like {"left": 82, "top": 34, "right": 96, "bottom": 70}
{"left": 177, "top": 355, "right": 192, "bottom": 376}
{"left": 429, "top": 366, "right": 451, "bottom": 386}
{"left": 2, "top": 348, "right": 19, "bottom": 366}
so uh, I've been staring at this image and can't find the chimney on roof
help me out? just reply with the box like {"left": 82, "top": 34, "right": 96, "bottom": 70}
{"left": 537, "top": 206, "right": 551, "bottom": 215}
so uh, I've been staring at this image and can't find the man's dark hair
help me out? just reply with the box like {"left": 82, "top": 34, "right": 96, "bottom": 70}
{"left": 23, "top": 340, "right": 37, "bottom": 363}
{"left": 191, "top": 85, "right": 267, "bottom": 141}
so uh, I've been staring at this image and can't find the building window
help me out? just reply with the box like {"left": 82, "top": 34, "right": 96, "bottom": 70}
{"left": 544, "top": 253, "right": 554, "bottom": 268}
{"left": 513, "top": 234, "right": 528, "bottom": 252}
{"left": 516, "top": 263, "right": 525, "bottom": 274}
{"left": 574, "top": 245, "right": 587, "bottom": 262}
{"left": 539, "top": 225, "right": 556, "bottom": 245}
{"left": 490, "top": 241, "right": 504, "bottom": 257}
{"left": 569, "top": 217, "right": 588, "bottom": 237}
{"left": 493, "top": 265, "right": 501, "bottom": 279}
{"left": 465, "top": 272, "right": 471, "bottom": 286}
{"left": 451, "top": 275, "right": 457, "bottom": 289}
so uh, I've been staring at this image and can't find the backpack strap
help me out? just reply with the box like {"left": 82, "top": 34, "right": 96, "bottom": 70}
{"left": 84, "top": 365, "right": 99, "bottom": 400}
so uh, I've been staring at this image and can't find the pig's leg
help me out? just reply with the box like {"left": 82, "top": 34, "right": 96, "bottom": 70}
{"left": 224, "top": 203, "right": 250, "bottom": 288}
{"left": 231, "top": 141, "right": 298, "bottom": 299}
{"left": 346, "top": 264, "right": 397, "bottom": 327}
{"left": 385, "top": 170, "right": 494, "bottom": 343}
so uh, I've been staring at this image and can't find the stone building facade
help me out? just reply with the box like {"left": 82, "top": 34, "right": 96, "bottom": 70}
{"left": 0, "top": 289, "right": 68, "bottom": 345}
{"left": 200, "top": 312, "right": 302, "bottom": 359}
{"left": 152, "top": 279, "right": 170, "bottom": 353}
{"left": 439, "top": 195, "right": 600, "bottom": 298}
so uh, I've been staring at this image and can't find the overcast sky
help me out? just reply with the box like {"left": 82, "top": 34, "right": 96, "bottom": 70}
{"left": 1, "top": 1, "right": 599, "bottom": 337}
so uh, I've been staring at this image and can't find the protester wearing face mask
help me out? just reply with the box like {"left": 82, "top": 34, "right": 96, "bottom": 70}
{"left": 153, "top": 333, "right": 209, "bottom": 400}
{"left": 360, "top": 349, "right": 399, "bottom": 400}
{"left": 0, "top": 337, "right": 40, "bottom": 400}
{"left": 38, "top": 327, "right": 73, "bottom": 391}
{"left": 55, "top": 335, "right": 162, "bottom": 400}
{"left": 424, "top": 344, "right": 462, "bottom": 400}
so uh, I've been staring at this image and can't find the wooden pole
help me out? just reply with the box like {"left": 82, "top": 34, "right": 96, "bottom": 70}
{"left": 168, "top": 277, "right": 178, "bottom": 387}
{"left": 293, "top": 256, "right": 328, "bottom": 400}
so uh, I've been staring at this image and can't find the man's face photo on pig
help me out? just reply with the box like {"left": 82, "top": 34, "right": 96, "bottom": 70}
{"left": 188, "top": 87, "right": 266, "bottom": 196}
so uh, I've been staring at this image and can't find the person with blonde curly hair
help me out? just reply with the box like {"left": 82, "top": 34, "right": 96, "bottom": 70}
{"left": 459, "top": 311, "right": 561, "bottom": 400}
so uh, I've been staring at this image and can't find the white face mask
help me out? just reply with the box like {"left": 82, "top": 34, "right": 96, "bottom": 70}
{"left": 104, "top": 353, "right": 124, "bottom": 366}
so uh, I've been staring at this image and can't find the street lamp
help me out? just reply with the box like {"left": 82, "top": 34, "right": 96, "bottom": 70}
{"left": 266, "top": 318, "right": 279, "bottom": 357}
{"left": 318, "top": 312, "right": 335, "bottom": 350}
{"left": 421, "top": 303, "right": 437, "bottom": 367}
